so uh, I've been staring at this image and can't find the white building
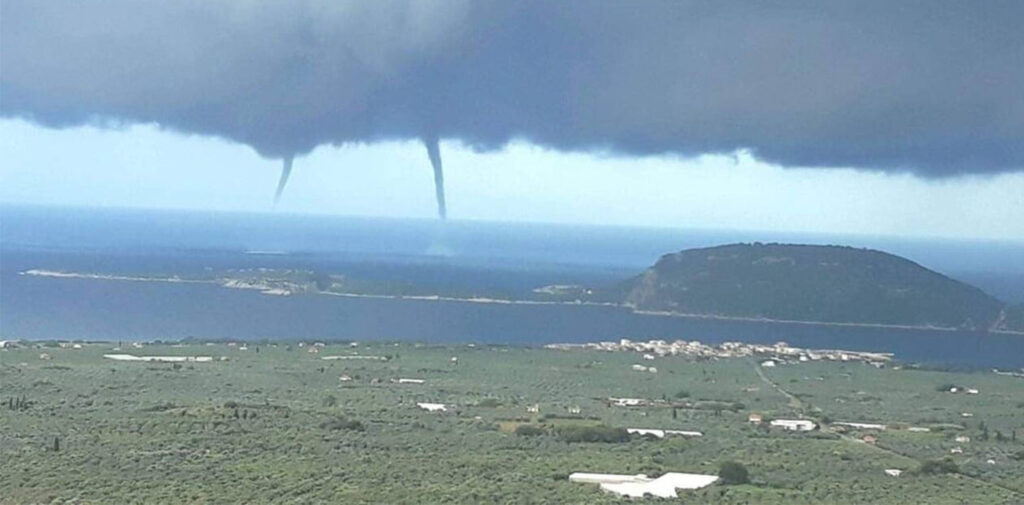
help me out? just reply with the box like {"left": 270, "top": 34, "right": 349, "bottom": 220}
{"left": 570, "top": 472, "right": 719, "bottom": 499}
{"left": 628, "top": 429, "right": 704, "bottom": 438}
{"left": 770, "top": 419, "right": 816, "bottom": 431}
{"left": 416, "top": 402, "right": 447, "bottom": 412}
{"left": 664, "top": 430, "right": 703, "bottom": 437}
{"left": 761, "top": 360, "right": 776, "bottom": 367}
{"left": 395, "top": 378, "right": 425, "bottom": 384}
{"left": 103, "top": 354, "right": 213, "bottom": 362}
{"left": 834, "top": 421, "right": 887, "bottom": 431}
{"left": 632, "top": 364, "right": 649, "bottom": 372}
{"left": 884, "top": 469, "right": 903, "bottom": 477}
{"left": 609, "top": 397, "right": 647, "bottom": 407}
{"left": 627, "top": 429, "right": 664, "bottom": 438}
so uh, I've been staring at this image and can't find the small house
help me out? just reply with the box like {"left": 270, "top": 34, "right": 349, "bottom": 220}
{"left": 770, "top": 419, "right": 816, "bottom": 431}
{"left": 416, "top": 402, "right": 447, "bottom": 412}
{"left": 569, "top": 472, "right": 719, "bottom": 499}
{"left": 609, "top": 397, "right": 647, "bottom": 407}
{"left": 748, "top": 413, "right": 763, "bottom": 425}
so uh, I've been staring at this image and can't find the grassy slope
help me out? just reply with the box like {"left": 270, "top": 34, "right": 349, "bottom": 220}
{"left": 1, "top": 342, "right": 1022, "bottom": 504}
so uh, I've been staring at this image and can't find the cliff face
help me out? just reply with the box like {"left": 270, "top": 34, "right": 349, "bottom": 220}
{"left": 623, "top": 243, "right": 1007, "bottom": 330}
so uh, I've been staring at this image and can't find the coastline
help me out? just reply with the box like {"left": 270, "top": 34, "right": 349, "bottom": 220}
{"left": 20, "top": 268, "right": 1024, "bottom": 336}
{"left": 630, "top": 309, "right": 1024, "bottom": 335}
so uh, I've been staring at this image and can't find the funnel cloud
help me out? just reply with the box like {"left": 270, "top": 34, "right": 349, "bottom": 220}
{"left": 274, "top": 156, "right": 294, "bottom": 205}
{"left": 423, "top": 136, "right": 447, "bottom": 219}
{"left": 2, "top": 1, "right": 1023, "bottom": 214}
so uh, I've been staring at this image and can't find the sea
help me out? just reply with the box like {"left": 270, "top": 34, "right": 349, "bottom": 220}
{"left": 2, "top": 204, "right": 1023, "bottom": 369}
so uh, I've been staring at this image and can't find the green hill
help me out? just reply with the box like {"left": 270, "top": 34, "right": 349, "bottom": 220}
{"left": 622, "top": 243, "right": 1019, "bottom": 331}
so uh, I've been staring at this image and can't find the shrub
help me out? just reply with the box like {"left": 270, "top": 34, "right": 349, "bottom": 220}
{"left": 319, "top": 417, "right": 365, "bottom": 431}
{"left": 556, "top": 425, "right": 629, "bottom": 443}
{"left": 477, "top": 398, "right": 502, "bottom": 408}
{"left": 514, "top": 424, "right": 544, "bottom": 437}
{"left": 718, "top": 461, "right": 750, "bottom": 485}
{"left": 917, "top": 458, "right": 959, "bottom": 475}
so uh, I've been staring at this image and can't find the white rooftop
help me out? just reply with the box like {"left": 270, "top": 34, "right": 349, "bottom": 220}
{"left": 570, "top": 472, "right": 719, "bottom": 498}
{"left": 416, "top": 402, "right": 447, "bottom": 412}
{"left": 103, "top": 354, "right": 212, "bottom": 362}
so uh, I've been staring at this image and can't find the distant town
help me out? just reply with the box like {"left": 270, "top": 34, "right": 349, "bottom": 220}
{"left": 546, "top": 338, "right": 894, "bottom": 366}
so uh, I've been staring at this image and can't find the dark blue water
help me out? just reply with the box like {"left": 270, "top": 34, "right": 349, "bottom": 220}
{"left": 2, "top": 204, "right": 1023, "bottom": 369}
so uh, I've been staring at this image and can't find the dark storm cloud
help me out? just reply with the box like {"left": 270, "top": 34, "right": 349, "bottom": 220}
{"left": 3, "top": 0, "right": 1023, "bottom": 176}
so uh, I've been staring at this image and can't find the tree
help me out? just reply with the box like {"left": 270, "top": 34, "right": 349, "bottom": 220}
{"left": 514, "top": 424, "right": 544, "bottom": 437}
{"left": 323, "top": 394, "right": 338, "bottom": 408}
{"left": 718, "top": 461, "right": 749, "bottom": 485}
{"left": 52, "top": 436, "right": 60, "bottom": 452}
{"left": 320, "top": 417, "right": 365, "bottom": 431}
{"left": 918, "top": 458, "right": 959, "bottom": 475}
{"left": 556, "top": 425, "right": 629, "bottom": 443}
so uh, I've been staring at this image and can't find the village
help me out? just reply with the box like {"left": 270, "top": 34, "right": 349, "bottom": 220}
{"left": 546, "top": 338, "right": 894, "bottom": 365}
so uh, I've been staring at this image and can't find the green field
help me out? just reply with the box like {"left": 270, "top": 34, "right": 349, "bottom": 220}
{"left": 2, "top": 342, "right": 1023, "bottom": 504}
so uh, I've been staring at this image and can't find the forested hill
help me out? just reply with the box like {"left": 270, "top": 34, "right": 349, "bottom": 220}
{"left": 622, "top": 243, "right": 1021, "bottom": 332}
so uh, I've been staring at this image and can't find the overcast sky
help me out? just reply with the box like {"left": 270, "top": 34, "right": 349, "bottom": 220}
{"left": 2, "top": 2, "right": 1022, "bottom": 240}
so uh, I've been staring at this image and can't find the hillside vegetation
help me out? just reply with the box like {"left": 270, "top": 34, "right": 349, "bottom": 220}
{"left": 3, "top": 342, "right": 1022, "bottom": 504}
{"left": 623, "top": 243, "right": 1019, "bottom": 331}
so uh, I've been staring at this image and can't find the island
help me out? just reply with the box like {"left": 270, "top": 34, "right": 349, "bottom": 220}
{"left": 622, "top": 243, "right": 1022, "bottom": 332}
